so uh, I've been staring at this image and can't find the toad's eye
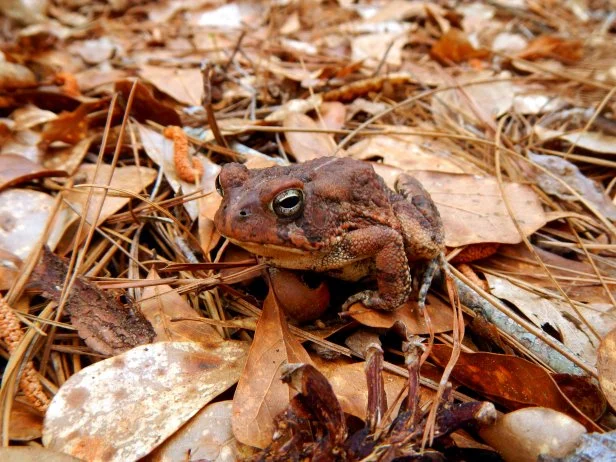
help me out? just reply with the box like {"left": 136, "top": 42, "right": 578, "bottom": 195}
{"left": 215, "top": 174, "right": 224, "bottom": 196}
{"left": 272, "top": 189, "right": 304, "bottom": 219}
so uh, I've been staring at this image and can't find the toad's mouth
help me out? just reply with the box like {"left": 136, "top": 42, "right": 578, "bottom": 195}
{"left": 227, "top": 239, "right": 314, "bottom": 256}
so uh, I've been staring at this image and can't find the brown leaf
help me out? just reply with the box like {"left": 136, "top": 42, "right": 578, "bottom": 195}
{"left": 283, "top": 112, "right": 336, "bottom": 162}
{"left": 138, "top": 65, "right": 203, "bottom": 106}
{"left": 11, "top": 104, "right": 57, "bottom": 130}
{"left": 430, "top": 345, "right": 595, "bottom": 429}
{"left": 517, "top": 36, "right": 583, "bottom": 63}
{"left": 41, "top": 104, "right": 90, "bottom": 146}
{"left": 0, "top": 61, "right": 36, "bottom": 90}
{"left": 430, "top": 29, "right": 490, "bottom": 64}
{"left": 232, "top": 286, "right": 313, "bottom": 448}
{"left": 42, "top": 341, "right": 248, "bottom": 461}
{"left": 28, "top": 248, "right": 155, "bottom": 355}
{"left": 552, "top": 374, "right": 606, "bottom": 421}
{"left": 9, "top": 401, "right": 43, "bottom": 442}
{"left": 0, "top": 154, "right": 67, "bottom": 192}
{"left": 139, "top": 268, "right": 221, "bottom": 344}
{"left": 0, "top": 447, "right": 82, "bottom": 462}
{"left": 349, "top": 296, "right": 453, "bottom": 334}
{"left": 115, "top": 80, "right": 181, "bottom": 127}
{"left": 412, "top": 171, "right": 547, "bottom": 247}
{"left": 597, "top": 326, "right": 616, "bottom": 411}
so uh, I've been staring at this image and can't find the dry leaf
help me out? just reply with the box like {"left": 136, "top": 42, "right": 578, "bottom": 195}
{"left": 63, "top": 163, "right": 158, "bottom": 240}
{"left": 139, "top": 65, "right": 204, "bottom": 106}
{"left": 486, "top": 274, "right": 598, "bottom": 366}
{"left": 0, "top": 154, "right": 67, "bottom": 192}
{"left": 479, "top": 407, "right": 586, "bottom": 462}
{"left": 411, "top": 171, "right": 547, "bottom": 247}
{"left": 347, "top": 135, "right": 468, "bottom": 174}
{"left": 517, "top": 36, "right": 583, "bottom": 63}
{"left": 0, "top": 61, "right": 36, "bottom": 89}
{"left": 150, "top": 401, "right": 245, "bottom": 462}
{"left": 43, "top": 341, "right": 248, "bottom": 461}
{"left": 0, "top": 447, "right": 82, "bottom": 462}
{"left": 349, "top": 296, "right": 453, "bottom": 334}
{"left": 0, "top": 189, "right": 70, "bottom": 259}
{"left": 115, "top": 80, "right": 181, "bottom": 126}
{"left": 529, "top": 153, "right": 616, "bottom": 220}
{"left": 283, "top": 112, "right": 336, "bottom": 162}
{"left": 11, "top": 104, "right": 57, "bottom": 130}
{"left": 534, "top": 125, "right": 616, "bottom": 155}
{"left": 232, "top": 288, "right": 313, "bottom": 448}
{"left": 139, "top": 268, "right": 221, "bottom": 344}
{"left": 138, "top": 123, "right": 220, "bottom": 220}
{"left": 9, "top": 401, "right": 43, "bottom": 442}
{"left": 430, "top": 29, "right": 490, "bottom": 64}
{"left": 597, "top": 326, "right": 616, "bottom": 411}
{"left": 351, "top": 33, "right": 407, "bottom": 68}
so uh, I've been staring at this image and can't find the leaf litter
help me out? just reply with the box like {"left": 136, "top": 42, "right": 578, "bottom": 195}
{"left": 1, "top": 0, "right": 615, "bottom": 461}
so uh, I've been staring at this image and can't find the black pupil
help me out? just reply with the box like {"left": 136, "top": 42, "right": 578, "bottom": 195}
{"left": 280, "top": 195, "right": 299, "bottom": 209}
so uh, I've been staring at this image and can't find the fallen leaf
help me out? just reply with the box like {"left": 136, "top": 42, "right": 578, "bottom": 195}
{"left": 149, "top": 401, "right": 246, "bottom": 462}
{"left": 9, "top": 401, "right": 43, "bottom": 442}
{"left": 486, "top": 274, "right": 598, "bottom": 366}
{"left": 41, "top": 104, "right": 90, "bottom": 145}
{"left": 347, "top": 134, "right": 468, "bottom": 174}
{"left": 138, "top": 123, "right": 220, "bottom": 220}
{"left": 534, "top": 125, "right": 616, "bottom": 155}
{"left": 232, "top": 287, "right": 313, "bottom": 449}
{"left": 517, "top": 36, "right": 583, "bottom": 63}
{"left": 597, "top": 326, "right": 616, "bottom": 411}
{"left": 430, "top": 29, "right": 490, "bottom": 64}
{"left": 0, "top": 447, "right": 81, "bottom": 462}
{"left": 11, "top": 104, "right": 57, "bottom": 130}
{"left": 313, "top": 356, "right": 413, "bottom": 421}
{"left": 479, "top": 407, "right": 586, "bottom": 462}
{"left": 0, "top": 189, "right": 70, "bottom": 259}
{"left": 0, "top": 61, "right": 36, "bottom": 90}
{"left": 0, "top": 128, "right": 43, "bottom": 163}
{"left": 430, "top": 345, "right": 594, "bottom": 429}
{"left": 552, "top": 374, "right": 606, "bottom": 421}
{"left": 0, "top": 154, "right": 67, "bottom": 192}
{"left": 411, "top": 171, "right": 547, "bottom": 247}
{"left": 283, "top": 112, "right": 336, "bottom": 162}
{"left": 351, "top": 32, "right": 407, "bottom": 68}
{"left": 320, "top": 102, "right": 346, "bottom": 131}
{"left": 62, "top": 163, "right": 158, "bottom": 243}
{"left": 139, "top": 65, "right": 203, "bottom": 106}
{"left": 349, "top": 296, "right": 453, "bottom": 334}
{"left": 43, "top": 341, "right": 248, "bottom": 461}
{"left": 139, "top": 268, "right": 221, "bottom": 344}
{"left": 69, "top": 37, "right": 117, "bottom": 65}
{"left": 115, "top": 79, "right": 181, "bottom": 126}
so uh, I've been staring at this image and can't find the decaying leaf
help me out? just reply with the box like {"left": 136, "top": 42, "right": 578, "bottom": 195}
{"left": 43, "top": 341, "right": 248, "bottom": 461}
{"left": 430, "top": 29, "right": 490, "bottom": 64}
{"left": 283, "top": 112, "right": 336, "bottom": 162}
{"left": 517, "top": 36, "right": 583, "bottom": 62}
{"left": 534, "top": 125, "right": 616, "bottom": 155}
{"left": 138, "top": 65, "right": 203, "bottom": 106}
{"left": 0, "top": 154, "right": 67, "bottom": 192}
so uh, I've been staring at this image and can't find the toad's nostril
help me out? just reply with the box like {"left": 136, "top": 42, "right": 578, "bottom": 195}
{"left": 239, "top": 209, "right": 249, "bottom": 218}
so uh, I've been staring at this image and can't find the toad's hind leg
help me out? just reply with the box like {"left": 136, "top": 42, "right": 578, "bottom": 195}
{"left": 391, "top": 174, "right": 444, "bottom": 262}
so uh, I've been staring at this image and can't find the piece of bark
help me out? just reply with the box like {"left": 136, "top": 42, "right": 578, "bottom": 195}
{"left": 27, "top": 248, "right": 154, "bottom": 355}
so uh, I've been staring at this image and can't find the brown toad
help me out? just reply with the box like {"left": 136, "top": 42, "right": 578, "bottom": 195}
{"left": 214, "top": 156, "right": 444, "bottom": 311}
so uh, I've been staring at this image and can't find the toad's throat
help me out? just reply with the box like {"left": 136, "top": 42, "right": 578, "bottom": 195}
{"left": 227, "top": 238, "right": 313, "bottom": 256}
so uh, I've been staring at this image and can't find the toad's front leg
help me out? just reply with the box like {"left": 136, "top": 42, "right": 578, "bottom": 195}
{"left": 328, "top": 226, "right": 411, "bottom": 311}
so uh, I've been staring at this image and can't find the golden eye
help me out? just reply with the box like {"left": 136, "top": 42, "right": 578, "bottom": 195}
{"left": 215, "top": 173, "right": 224, "bottom": 197}
{"left": 272, "top": 189, "right": 304, "bottom": 219}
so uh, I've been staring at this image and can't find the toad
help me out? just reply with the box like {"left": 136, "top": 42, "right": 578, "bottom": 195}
{"left": 214, "top": 156, "right": 444, "bottom": 311}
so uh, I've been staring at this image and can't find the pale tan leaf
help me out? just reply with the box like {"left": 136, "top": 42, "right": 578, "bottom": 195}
{"left": 0, "top": 189, "right": 71, "bottom": 259}
{"left": 150, "top": 401, "right": 245, "bottom": 462}
{"left": 139, "top": 268, "right": 221, "bottom": 344}
{"left": 138, "top": 123, "right": 220, "bottom": 220}
{"left": 0, "top": 447, "right": 81, "bottom": 462}
{"left": 11, "top": 105, "right": 57, "bottom": 130}
{"left": 412, "top": 171, "right": 547, "bottom": 247}
{"left": 43, "top": 341, "right": 248, "bottom": 462}
{"left": 597, "top": 326, "right": 616, "bottom": 410}
{"left": 283, "top": 112, "right": 336, "bottom": 162}
{"left": 139, "top": 65, "right": 203, "bottom": 106}
{"left": 534, "top": 125, "right": 616, "bottom": 154}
